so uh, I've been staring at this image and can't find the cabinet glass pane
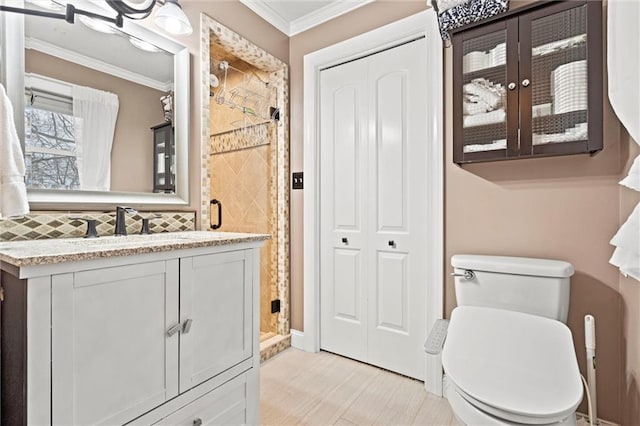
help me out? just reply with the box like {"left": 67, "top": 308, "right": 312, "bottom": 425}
{"left": 461, "top": 30, "right": 508, "bottom": 155}
{"left": 530, "top": 5, "right": 587, "bottom": 148}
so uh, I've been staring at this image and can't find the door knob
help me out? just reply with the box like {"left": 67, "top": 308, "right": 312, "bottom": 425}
{"left": 341, "top": 237, "right": 348, "bottom": 244}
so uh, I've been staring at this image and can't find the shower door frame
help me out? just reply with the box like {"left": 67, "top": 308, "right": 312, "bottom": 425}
{"left": 199, "top": 15, "right": 290, "bottom": 337}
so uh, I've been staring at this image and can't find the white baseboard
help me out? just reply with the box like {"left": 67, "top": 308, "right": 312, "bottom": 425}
{"left": 291, "top": 329, "right": 305, "bottom": 349}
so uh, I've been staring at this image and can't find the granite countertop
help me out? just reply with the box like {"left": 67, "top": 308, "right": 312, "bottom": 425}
{"left": 0, "top": 231, "right": 270, "bottom": 267}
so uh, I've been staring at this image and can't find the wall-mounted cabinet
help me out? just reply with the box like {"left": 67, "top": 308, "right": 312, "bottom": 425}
{"left": 452, "top": 0, "right": 602, "bottom": 164}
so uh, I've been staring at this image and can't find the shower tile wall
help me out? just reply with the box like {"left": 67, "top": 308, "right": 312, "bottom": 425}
{"left": 209, "top": 144, "right": 278, "bottom": 334}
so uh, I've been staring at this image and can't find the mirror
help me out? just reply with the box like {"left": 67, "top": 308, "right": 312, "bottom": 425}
{"left": 0, "top": 0, "right": 189, "bottom": 208}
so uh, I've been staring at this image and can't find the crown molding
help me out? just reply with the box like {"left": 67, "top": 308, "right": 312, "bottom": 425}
{"left": 238, "top": 0, "right": 290, "bottom": 35}
{"left": 289, "top": 0, "right": 374, "bottom": 36}
{"left": 25, "top": 37, "right": 173, "bottom": 92}
{"left": 239, "top": 0, "right": 374, "bottom": 36}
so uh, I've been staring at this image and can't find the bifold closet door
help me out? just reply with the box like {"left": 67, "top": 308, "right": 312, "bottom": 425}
{"left": 319, "top": 38, "right": 428, "bottom": 380}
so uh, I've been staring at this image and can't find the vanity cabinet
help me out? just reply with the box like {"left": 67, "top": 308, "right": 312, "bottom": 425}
{"left": 452, "top": 0, "right": 602, "bottom": 164}
{"left": 0, "top": 237, "right": 263, "bottom": 426}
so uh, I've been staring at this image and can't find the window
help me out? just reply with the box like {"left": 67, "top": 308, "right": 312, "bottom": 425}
{"left": 24, "top": 89, "right": 80, "bottom": 190}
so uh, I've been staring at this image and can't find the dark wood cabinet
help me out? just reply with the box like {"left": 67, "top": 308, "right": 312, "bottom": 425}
{"left": 452, "top": 0, "right": 602, "bottom": 164}
{"left": 152, "top": 122, "right": 175, "bottom": 193}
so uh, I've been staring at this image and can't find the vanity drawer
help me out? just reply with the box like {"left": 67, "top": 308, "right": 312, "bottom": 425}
{"left": 153, "top": 373, "right": 248, "bottom": 426}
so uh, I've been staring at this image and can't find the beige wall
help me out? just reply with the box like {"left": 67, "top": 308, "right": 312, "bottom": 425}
{"left": 25, "top": 49, "right": 165, "bottom": 193}
{"left": 288, "top": 0, "right": 428, "bottom": 333}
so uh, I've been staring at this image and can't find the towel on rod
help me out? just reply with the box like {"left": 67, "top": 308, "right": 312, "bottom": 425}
{"left": 0, "top": 83, "right": 29, "bottom": 218}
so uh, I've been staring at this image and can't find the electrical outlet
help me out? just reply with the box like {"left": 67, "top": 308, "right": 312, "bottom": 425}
{"left": 292, "top": 172, "right": 303, "bottom": 190}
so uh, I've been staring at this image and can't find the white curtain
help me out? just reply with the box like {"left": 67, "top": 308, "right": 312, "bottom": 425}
{"left": 72, "top": 85, "right": 119, "bottom": 191}
{"left": 608, "top": 0, "right": 640, "bottom": 280}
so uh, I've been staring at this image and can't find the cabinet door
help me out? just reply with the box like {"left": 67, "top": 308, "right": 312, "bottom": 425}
{"left": 518, "top": 1, "right": 602, "bottom": 157}
{"left": 453, "top": 19, "right": 518, "bottom": 163}
{"left": 179, "top": 250, "right": 252, "bottom": 392}
{"left": 51, "top": 260, "right": 180, "bottom": 425}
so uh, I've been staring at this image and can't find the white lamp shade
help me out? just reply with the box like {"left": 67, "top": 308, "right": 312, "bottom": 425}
{"left": 154, "top": 0, "right": 192, "bottom": 35}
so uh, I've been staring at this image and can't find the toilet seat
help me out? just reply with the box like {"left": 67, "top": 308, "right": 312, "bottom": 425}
{"left": 442, "top": 306, "right": 583, "bottom": 425}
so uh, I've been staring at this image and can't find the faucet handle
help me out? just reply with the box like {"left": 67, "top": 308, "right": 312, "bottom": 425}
{"left": 117, "top": 206, "right": 138, "bottom": 214}
{"left": 70, "top": 217, "right": 99, "bottom": 239}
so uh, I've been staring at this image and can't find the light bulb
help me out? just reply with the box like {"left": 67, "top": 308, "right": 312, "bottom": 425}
{"left": 154, "top": 0, "right": 192, "bottom": 35}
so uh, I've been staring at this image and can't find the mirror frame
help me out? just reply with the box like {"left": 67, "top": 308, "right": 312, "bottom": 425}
{"left": 0, "top": 1, "right": 189, "bottom": 209}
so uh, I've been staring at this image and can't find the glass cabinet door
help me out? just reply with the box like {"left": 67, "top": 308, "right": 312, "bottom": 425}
{"left": 453, "top": 20, "right": 517, "bottom": 163}
{"left": 518, "top": 1, "right": 601, "bottom": 157}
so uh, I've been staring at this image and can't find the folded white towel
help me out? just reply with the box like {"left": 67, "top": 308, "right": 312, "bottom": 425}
{"left": 463, "top": 108, "right": 506, "bottom": 127}
{"left": 463, "top": 101, "right": 490, "bottom": 116}
{"left": 0, "top": 83, "right": 29, "bottom": 218}
{"left": 463, "top": 81, "right": 501, "bottom": 109}
{"left": 463, "top": 139, "right": 507, "bottom": 153}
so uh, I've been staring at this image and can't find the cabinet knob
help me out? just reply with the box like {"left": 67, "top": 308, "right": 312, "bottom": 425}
{"left": 521, "top": 78, "right": 530, "bottom": 87}
{"left": 508, "top": 82, "right": 517, "bottom": 90}
{"left": 193, "top": 419, "right": 203, "bottom": 426}
{"left": 166, "top": 323, "right": 181, "bottom": 337}
{"left": 341, "top": 237, "right": 348, "bottom": 244}
{"left": 388, "top": 240, "right": 396, "bottom": 248}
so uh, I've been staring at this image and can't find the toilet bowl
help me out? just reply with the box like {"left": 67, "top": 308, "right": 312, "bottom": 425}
{"left": 442, "top": 306, "right": 583, "bottom": 426}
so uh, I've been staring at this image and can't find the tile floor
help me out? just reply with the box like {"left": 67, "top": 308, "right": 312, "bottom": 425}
{"left": 260, "top": 348, "right": 457, "bottom": 425}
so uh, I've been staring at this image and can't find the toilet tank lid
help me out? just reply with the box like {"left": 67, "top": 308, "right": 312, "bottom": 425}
{"left": 451, "top": 255, "right": 574, "bottom": 278}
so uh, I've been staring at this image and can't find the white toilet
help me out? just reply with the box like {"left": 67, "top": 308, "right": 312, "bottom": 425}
{"left": 442, "top": 255, "right": 584, "bottom": 425}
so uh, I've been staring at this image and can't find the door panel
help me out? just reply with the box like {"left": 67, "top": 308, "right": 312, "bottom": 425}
{"left": 376, "top": 251, "right": 409, "bottom": 333}
{"left": 179, "top": 250, "right": 252, "bottom": 393}
{"left": 333, "top": 87, "right": 360, "bottom": 230}
{"left": 320, "top": 58, "right": 368, "bottom": 361}
{"left": 367, "top": 39, "right": 427, "bottom": 380}
{"left": 375, "top": 71, "right": 408, "bottom": 232}
{"left": 320, "top": 39, "right": 428, "bottom": 380}
{"left": 52, "top": 261, "right": 179, "bottom": 426}
{"left": 332, "top": 249, "right": 362, "bottom": 322}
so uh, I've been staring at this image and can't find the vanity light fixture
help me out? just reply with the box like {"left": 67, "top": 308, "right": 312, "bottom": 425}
{"left": 78, "top": 15, "right": 119, "bottom": 34}
{"left": 129, "top": 35, "right": 163, "bottom": 52}
{"left": 154, "top": 0, "right": 192, "bottom": 35}
{"left": 0, "top": 0, "right": 193, "bottom": 36}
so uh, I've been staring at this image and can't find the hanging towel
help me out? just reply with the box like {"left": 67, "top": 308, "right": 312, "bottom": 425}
{"left": 608, "top": 0, "right": 640, "bottom": 281}
{"left": 0, "top": 83, "right": 29, "bottom": 218}
{"left": 610, "top": 202, "right": 640, "bottom": 281}
{"left": 608, "top": 0, "right": 640, "bottom": 145}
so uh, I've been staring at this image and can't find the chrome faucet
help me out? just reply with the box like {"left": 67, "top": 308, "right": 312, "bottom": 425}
{"left": 114, "top": 206, "right": 137, "bottom": 236}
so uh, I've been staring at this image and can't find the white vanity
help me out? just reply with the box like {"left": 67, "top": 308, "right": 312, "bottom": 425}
{"left": 0, "top": 231, "right": 268, "bottom": 425}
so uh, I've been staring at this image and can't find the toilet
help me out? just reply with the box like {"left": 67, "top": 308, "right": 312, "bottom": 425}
{"left": 442, "top": 255, "right": 584, "bottom": 425}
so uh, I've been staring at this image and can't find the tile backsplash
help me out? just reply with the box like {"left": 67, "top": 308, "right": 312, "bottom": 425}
{"left": 0, "top": 211, "right": 196, "bottom": 241}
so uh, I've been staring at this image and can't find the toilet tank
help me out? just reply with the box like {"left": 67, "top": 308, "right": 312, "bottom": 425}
{"left": 451, "top": 255, "right": 574, "bottom": 323}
